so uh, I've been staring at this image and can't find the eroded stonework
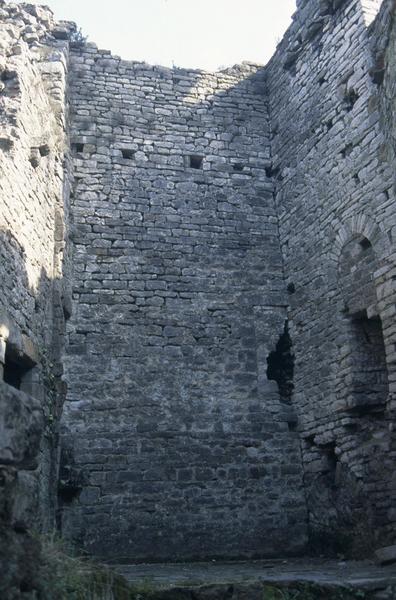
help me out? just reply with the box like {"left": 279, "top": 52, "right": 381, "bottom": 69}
{"left": 1, "top": 0, "right": 396, "bottom": 592}
{"left": 0, "top": 2, "right": 71, "bottom": 594}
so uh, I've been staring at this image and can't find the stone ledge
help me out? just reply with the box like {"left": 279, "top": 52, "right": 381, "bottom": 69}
{"left": 114, "top": 558, "right": 396, "bottom": 598}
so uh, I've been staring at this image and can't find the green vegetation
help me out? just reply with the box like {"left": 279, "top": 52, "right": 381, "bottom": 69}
{"left": 37, "top": 535, "right": 154, "bottom": 600}
{"left": 261, "top": 584, "right": 368, "bottom": 600}
{"left": 36, "top": 536, "right": 377, "bottom": 600}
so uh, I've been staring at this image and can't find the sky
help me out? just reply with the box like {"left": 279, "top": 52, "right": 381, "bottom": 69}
{"left": 16, "top": 0, "right": 296, "bottom": 71}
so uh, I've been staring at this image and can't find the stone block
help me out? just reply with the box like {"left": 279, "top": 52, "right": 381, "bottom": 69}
{"left": 375, "top": 546, "right": 396, "bottom": 565}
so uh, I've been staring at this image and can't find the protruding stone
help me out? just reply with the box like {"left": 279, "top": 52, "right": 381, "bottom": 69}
{"left": 376, "top": 546, "right": 396, "bottom": 565}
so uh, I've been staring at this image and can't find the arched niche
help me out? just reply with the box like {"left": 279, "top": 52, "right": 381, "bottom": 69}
{"left": 337, "top": 234, "right": 388, "bottom": 413}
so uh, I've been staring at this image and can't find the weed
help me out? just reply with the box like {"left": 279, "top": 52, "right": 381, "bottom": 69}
{"left": 70, "top": 28, "right": 87, "bottom": 47}
{"left": 37, "top": 534, "right": 133, "bottom": 599}
{"left": 261, "top": 583, "right": 369, "bottom": 600}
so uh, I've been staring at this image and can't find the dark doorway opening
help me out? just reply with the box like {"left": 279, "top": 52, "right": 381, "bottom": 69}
{"left": 3, "top": 346, "right": 34, "bottom": 391}
{"left": 347, "top": 312, "right": 388, "bottom": 413}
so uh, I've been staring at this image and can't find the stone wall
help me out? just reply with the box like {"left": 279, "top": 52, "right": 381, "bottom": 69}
{"left": 266, "top": 0, "right": 396, "bottom": 553}
{"left": 375, "top": 0, "right": 396, "bottom": 162}
{"left": 1, "top": 0, "right": 396, "bottom": 578}
{"left": 0, "top": 2, "right": 71, "bottom": 595}
{"left": 59, "top": 47, "right": 308, "bottom": 561}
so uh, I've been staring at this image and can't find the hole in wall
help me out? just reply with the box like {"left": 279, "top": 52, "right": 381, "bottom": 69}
{"left": 14, "top": 521, "right": 28, "bottom": 534}
{"left": 3, "top": 346, "right": 34, "bottom": 391}
{"left": 57, "top": 447, "right": 85, "bottom": 506}
{"left": 287, "top": 282, "right": 296, "bottom": 294}
{"left": 321, "top": 442, "right": 337, "bottom": 475}
{"left": 283, "top": 50, "right": 299, "bottom": 75}
{"left": 58, "top": 483, "right": 82, "bottom": 504}
{"left": 370, "top": 53, "right": 385, "bottom": 86}
{"left": 307, "top": 18, "right": 325, "bottom": 42}
{"left": 267, "top": 321, "right": 294, "bottom": 404}
{"left": 313, "top": 41, "right": 324, "bottom": 56}
{"left": 359, "top": 238, "right": 371, "bottom": 250}
{"left": 342, "top": 419, "right": 359, "bottom": 432}
{"left": 0, "top": 138, "right": 14, "bottom": 152}
{"left": 320, "top": 0, "right": 336, "bottom": 15}
{"left": 1, "top": 69, "right": 18, "bottom": 83}
{"left": 0, "top": 69, "right": 19, "bottom": 96}
{"left": 318, "top": 442, "right": 339, "bottom": 487}
{"left": 39, "top": 144, "right": 50, "bottom": 157}
{"left": 344, "top": 89, "right": 359, "bottom": 112}
{"left": 226, "top": 585, "right": 234, "bottom": 598}
{"left": 233, "top": 163, "right": 244, "bottom": 172}
{"left": 371, "top": 69, "right": 384, "bottom": 86}
{"left": 265, "top": 165, "right": 281, "bottom": 179}
{"left": 72, "top": 143, "right": 84, "bottom": 154}
{"left": 52, "top": 29, "right": 69, "bottom": 41}
{"left": 62, "top": 298, "right": 72, "bottom": 321}
{"left": 305, "top": 434, "right": 316, "bottom": 448}
{"left": 0, "top": 69, "right": 19, "bottom": 98}
{"left": 19, "top": 581, "right": 32, "bottom": 593}
{"left": 189, "top": 155, "right": 203, "bottom": 169}
{"left": 341, "top": 143, "right": 353, "bottom": 158}
{"left": 121, "top": 148, "right": 135, "bottom": 159}
{"left": 29, "top": 148, "right": 40, "bottom": 169}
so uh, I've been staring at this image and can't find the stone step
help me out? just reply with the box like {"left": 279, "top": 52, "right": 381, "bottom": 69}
{"left": 112, "top": 558, "right": 396, "bottom": 599}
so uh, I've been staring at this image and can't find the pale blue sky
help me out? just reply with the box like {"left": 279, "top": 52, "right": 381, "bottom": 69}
{"left": 18, "top": 0, "right": 296, "bottom": 70}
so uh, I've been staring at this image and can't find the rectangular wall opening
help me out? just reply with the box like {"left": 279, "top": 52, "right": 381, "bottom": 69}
{"left": 121, "top": 149, "right": 135, "bottom": 159}
{"left": 72, "top": 143, "right": 84, "bottom": 154}
{"left": 3, "top": 345, "right": 34, "bottom": 391}
{"left": 347, "top": 312, "right": 388, "bottom": 413}
{"left": 189, "top": 155, "right": 203, "bottom": 169}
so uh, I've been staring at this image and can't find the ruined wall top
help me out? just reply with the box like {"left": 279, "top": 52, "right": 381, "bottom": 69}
{"left": 0, "top": 0, "right": 386, "bottom": 81}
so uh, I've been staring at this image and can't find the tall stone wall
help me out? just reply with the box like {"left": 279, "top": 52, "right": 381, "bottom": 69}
{"left": 375, "top": 0, "right": 396, "bottom": 162}
{"left": 60, "top": 47, "right": 307, "bottom": 561}
{"left": 266, "top": 0, "right": 396, "bottom": 553}
{"left": 0, "top": 2, "right": 71, "bottom": 595}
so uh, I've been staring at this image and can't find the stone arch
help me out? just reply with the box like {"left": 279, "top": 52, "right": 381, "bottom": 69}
{"left": 328, "top": 213, "right": 390, "bottom": 266}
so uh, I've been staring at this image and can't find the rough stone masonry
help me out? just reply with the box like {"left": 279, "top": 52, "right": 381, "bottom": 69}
{"left": 60, "top": 43, "right": 307, "bottom": 562}
{"left": 0, "top": 0, "right": 396, "bottom": 590}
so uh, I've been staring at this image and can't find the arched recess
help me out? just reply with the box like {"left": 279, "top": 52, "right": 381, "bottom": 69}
{"left": 328, "top": 215, "right": 392, "bottom": 411}
{"left": 328, "top": 213, "right": 390, "bottom": 267}
{"left": 336, "top": 232, "right": 389, "bottom": 413}
{"left": 300, "top": 214, "right": 395, "bottom": 554}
